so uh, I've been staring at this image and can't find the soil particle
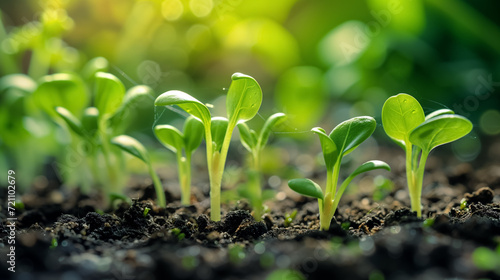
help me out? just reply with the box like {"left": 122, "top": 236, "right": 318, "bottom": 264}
{"left": 464, "top": 186, "right": 494, "bottom": 204}
{"left": 384, "top": 209, "right": 420, "bottom": 227}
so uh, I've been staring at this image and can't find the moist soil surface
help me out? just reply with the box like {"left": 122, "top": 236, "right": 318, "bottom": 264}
{"left": 1, "top": 142, "right": 500, "bottom": 280}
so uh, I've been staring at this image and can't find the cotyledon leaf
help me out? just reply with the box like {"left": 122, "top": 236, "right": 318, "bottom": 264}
{"left": 111, "top": 135, "right": 150, "bottom": 163}
{"left": 154, "top": 125, "right": 185, "bottom": 154}
{"left": 288, "top": 178, "right": 324, "bottom": 200}
{"left": 409, "top": 114, "right": 473, "bottom": 152}
{"left": 329, "top": 116, "right": 376, "bottom": 157}
{"left": 258, "top": 112, "right": 287, "bottom": 150}
{"left": 183, "top": 116, "right": 204, "bottom": 154}
{"left": 155, "top": 90, "right": 211, "bottom": 127}
{"left": 312, "top": 127, "right": 338, "bottom": 170}
{"left": 94, "top": 72, "right": 125, "bottom": 119}
{"left": 381, "top": 93, "right": 425, "bottom": 147}
{"left": 237, "top": 122, "right": 257, "bottom": 153}
{"left": 226, "top": 73, "right": 262, "bottom": 126}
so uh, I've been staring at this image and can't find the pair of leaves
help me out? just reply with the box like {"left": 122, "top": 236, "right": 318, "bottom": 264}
{"left": 382, "top": 93, "right": 473, "bottom": 152}
{"left": 154, "top": 116, "right": 204, "bottom": 155}
{"left": 33, "top": 73, "right": 88, "bottom": 119}
{"left": 154, "top": 73, "right": 263, "bottom": 138}
{"left": 54, "top": 73, "right": 152, "bottom": 139}
{"left": 288, "top": 160, "right": 391, "bottom": 200}
{"left": 237, "top": 112, "right": 287, "bottom": 153}
{"left": 312, "top": 116, "right": 376, "bottom": 170}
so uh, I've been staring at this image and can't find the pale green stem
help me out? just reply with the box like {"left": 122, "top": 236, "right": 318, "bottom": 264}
{"left": 148, "top": 162, "right": 166, "bottom": 207}
{"left": 177, "top": 151, "right": 190, "bottom": 205}
{"left": 209, "top": 122, "right": 238, "bottom": 221}
{"left": 249, "top": 151, "right": 263, "bottom": 221}
{"left": 406, "top": 142, "right": 420, "bottom": 216}
{"left": 99, "top": 120, "right": 120, "bottom": 194}
{"left": 412, "top": 151, "right": 429, "bottom": 218}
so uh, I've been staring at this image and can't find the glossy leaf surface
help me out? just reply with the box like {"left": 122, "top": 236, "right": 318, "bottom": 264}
{"left": 226, "top": 73, "right": 262, "bottom": 126}
{"left": 409, "top": 114, "right": 473, "bottom": 152}
{"left": 111, "top": 135, "right": 149, "bottom": 163}
{"left": 382, "top": 93, "right": 425, "bottom": 147}
{"left": 154, "top": 125, "right": 184, "bottom": 153}
{"left": 288, "top": 178, "right": 324, "bottom": 200}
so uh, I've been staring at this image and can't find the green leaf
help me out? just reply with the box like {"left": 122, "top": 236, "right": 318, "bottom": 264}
{"left": 329, "top": 116, "right": 376, "bottom": 157}
{"left": 94, "top": 72, "right": 125, "bottom": 119}
{"left": 0, "top": 74, "right": 37, "bottom": 95}
{"left": 311, "top": 127, "right": 338, "bottom": 170}
{"left": 154, "top": 125, "right": 184, "bottom": 153}
{"left": 111, "top": 135, "right": 149, "bottom": 163}
{"left": 183, "top": 116, "right": 204, "bottom": 154}
{"left": 211, "top": 117, "right": 229, "bottom": 152}
{"left": 55, "top": 106, "right": 84, "bottom": 137}
{"left": 81, "top": 57, "right": 109, "bottom": 81}
{"left": 382, "top": 93, "right": 425, "bottom": 147}
{"left": 425, "top": 109, "right": 454, "bottom": 120}
{"left": 348, "top": 160, "right": 391, "bottom": 178}
{"left": 33, "top": 73, "right": 88, "bottom": 118}
{"left": 155, "top": 90, "right": 211, "bottom": 127}
{"left": 226, "top": 73, "right": 262, "bottom": 126}
{"left": 288, "top": 178, "right": 324, "bottom": 200}
{"left": 237, "top": 122, "right": 256, "bottom": 153}
{"left": 409, "top": 114, "right": 473, "bottom": 152}
{"left": 81, "top": 107, "right": 99, "bottom": 137}
{"left": 258, "top": 112, "right": 286, "bottom": 150}
{"left": 110, "top": 85, "right": 154, "bottom": 133}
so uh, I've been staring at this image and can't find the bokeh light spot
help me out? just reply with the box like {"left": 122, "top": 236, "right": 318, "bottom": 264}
{"left": 162, "top": 0, "right": 184, "bottom": 21}
{"left": 479, "top": 109, "right": 500, "bottom": 135}
{"left": 189, "top": 0, "right": 213, "bottom": 18}
{"left": 452, "top": 132, "right": 481, "bottom": 162}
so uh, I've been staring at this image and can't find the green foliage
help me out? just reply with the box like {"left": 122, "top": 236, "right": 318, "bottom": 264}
{"left": 284, "top": 209, "right": 298, "bottom": 227}
{"left": 143, "top": 207, "right": 150, "bottom": 217}
{"left": 33, "top": 73, "right": 88, "bottom": 119}
{"left": 288, "top": 179, "right": 324, "bottom": 200}
{"left": 288, "top": 116, "right": 390, "bottom": 230}
{"left": 154, "top": 116, "right": 204, "bottom": 205}
{"left": 154, "top": 73, "right": 263, "bottom": 221}
{"left": 382, "top": 93, "right": 472, "bottom": 217}
{"left": 237, "top": 113, "right": 286, "bottom": 221}
{"left": 111, "top": 135, "right": 166, "bottom": 207}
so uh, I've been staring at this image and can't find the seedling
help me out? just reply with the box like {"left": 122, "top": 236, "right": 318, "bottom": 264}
{"left": 154, "top": 116, "right": 204, "bottom": 205}
{"left": 38, "top": 72, "right": 154, "bottom": 197}
{"left": 143, "top": 207, "right": 151, "bottom": 217}
{"left": 288, "top": 116, "right": 390, "bottom": 230}
{"left": 154, "top": 73, "right": 262, "bottom": 221}
{"left": 381, "top": 93, "right": 473, "bottom": 217}
{"left": 237, "top": 112, "right": 287, "bottom": 220}
{"left": 111, "top": 135, "right": 167, "bottom": 208}
{"left": 284, "top": 209, "right": 297, "bottom": 227}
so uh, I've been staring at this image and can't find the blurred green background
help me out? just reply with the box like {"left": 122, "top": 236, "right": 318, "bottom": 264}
{"left": 1, "top": 0, "right": 499, "bottom": 191}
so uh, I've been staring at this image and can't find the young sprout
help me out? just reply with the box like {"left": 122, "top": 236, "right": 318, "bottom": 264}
{"left": 154, "top": 116, "right": 204, "bottom": 205}
{"left": 381, "top": 93, "right": 472, "bottom": 217}
{"left": 38, "top": 72, "right": 153, "bottom": 198}
{"left": 288, "top": 117, "right": 391, "bottom": 230}
{"left": 237, "top": 112, "right": 287, "bottom": 221}
{"left": 154, "top": 73, "right": 262, "bottom": 221}
{"left": 111, "top": 135, "right": 167, "bottom": 208}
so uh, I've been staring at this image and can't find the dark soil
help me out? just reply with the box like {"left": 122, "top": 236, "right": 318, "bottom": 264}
{"left": 1, "top": 142, "right": 500, "bottom": 280}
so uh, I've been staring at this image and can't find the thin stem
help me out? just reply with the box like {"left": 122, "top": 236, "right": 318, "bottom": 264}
{"left": 209, "top": 122, "right": 236, "bottom": 221}
{"left": 148, "top": 162, "right": 166, "bottom": 207}
{"left": 177, "top": 151, "right": 190, "bottom": 205}
{"left": 405, "top": 142, "right": 420, "bottom": 216}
